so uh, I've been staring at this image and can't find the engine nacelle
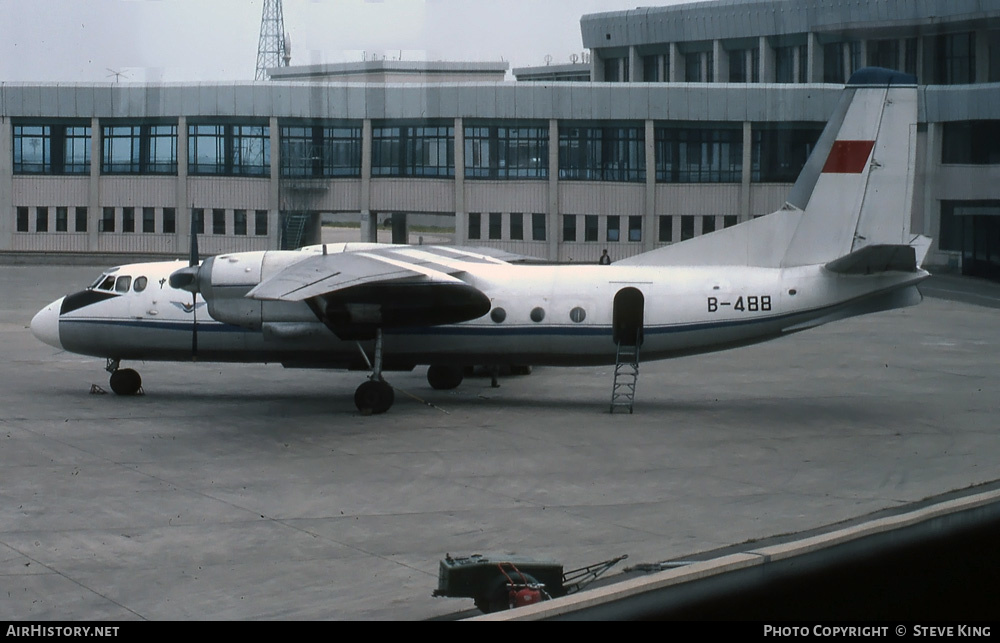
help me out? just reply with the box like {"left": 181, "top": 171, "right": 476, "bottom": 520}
{"left": 198, "top": 251, "right": 315, "bottom": 329}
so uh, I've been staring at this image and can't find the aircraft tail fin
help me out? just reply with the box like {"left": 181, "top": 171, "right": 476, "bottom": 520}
{"left": 617, "top": 68, "right": 922, "bottom": 270}
{"left": 781, "top": 67, "right": 919, "bottom": 267}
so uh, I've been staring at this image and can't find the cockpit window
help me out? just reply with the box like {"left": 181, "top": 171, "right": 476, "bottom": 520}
{"left": 114, "top": 276, "right": 132, "bottom": 293}
{"left": 97, "top": 276, "right": 116, "bottom": 291}
{"left": 133, "top": 276, "right": 148, "bottom": 293}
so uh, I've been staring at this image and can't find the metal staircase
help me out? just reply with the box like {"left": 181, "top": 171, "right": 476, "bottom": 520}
{"left": 610, "top": 335, "right": 640, "bottom": 414}
{"left": 281, "top": 212, "right": 311, "bottom": 249}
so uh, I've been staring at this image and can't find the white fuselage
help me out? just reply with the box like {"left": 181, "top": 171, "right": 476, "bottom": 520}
{"left": 31, "top": 249, "right": 928, "bottom": 370}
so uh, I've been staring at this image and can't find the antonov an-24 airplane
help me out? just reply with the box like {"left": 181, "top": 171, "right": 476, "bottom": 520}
{"left": 31, "top": 68, "right": 931, "bottom": 414}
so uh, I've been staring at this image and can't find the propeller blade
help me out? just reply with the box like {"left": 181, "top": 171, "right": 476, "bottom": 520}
{"left": 189, "top": 207, "right": 199, "bottom": 360}
{"left": 192, "top": 293, "right": 198, "bottom": 360}
{"left": 190, "top": 208, "right": 200, "bottom": 267}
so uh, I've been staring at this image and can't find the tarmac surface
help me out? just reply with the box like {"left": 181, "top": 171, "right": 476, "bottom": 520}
{"left": 2, "top": 263, "right": 999, "bottom": 620}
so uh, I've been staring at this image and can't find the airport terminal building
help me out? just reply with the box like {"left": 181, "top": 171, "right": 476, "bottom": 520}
{"left": 1, "top": 0, "right": 999, "bottom": 278}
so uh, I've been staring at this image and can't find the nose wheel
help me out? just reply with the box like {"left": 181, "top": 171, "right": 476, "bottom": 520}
{"left": 106, "top": 359, "right": 143, "bottom": 396}
{"left": 353, "top": 329, "right": 394, "bottom": 415}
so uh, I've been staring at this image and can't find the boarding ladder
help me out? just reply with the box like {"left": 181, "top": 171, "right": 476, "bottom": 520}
{"left": 610, "top": 333, "right": 640, "bottom": 414}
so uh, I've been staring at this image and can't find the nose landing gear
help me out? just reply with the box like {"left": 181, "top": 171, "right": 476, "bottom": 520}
{"left": 106, "top": 359, "right": 143, "bottom": 396}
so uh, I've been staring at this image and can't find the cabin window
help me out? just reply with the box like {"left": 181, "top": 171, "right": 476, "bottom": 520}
{"left": 530, "top": 307, "right": 545, "bottom": 323}
{"left": 570, "top": 307, "right": 586, "bottom": 323}
{"left": 490, "top": 307, "right": 506, "bottom": 323}
{"left": 114, "top": 276, "right": 132, "bottom": 293}
{"left": 133, "top": 277, "right": 148, "bottom": 292}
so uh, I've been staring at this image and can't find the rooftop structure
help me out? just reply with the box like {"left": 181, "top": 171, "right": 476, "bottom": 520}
{"left": 268, "top": 60, "right": 509, "bottom": 84}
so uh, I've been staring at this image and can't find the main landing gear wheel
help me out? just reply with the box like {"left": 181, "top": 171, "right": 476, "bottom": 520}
{"left": 427, "top": 365, "right": 464, "bottom": 390}
{"left": 109, "top": 368, "right": 142, "bottom": 396}
{"left": 353, "top": 329, "right": 395, "bottom": 414}
{"left": 354, "top": 379, "right": 394, "bottom": 415}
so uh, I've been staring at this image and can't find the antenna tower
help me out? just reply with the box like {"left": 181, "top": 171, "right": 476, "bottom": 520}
{"left": 255, "top": 0, "right": 291, "bottom": 80}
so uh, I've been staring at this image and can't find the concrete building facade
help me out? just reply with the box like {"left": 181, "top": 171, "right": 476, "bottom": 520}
{"left": 2, "top": 0, "right": 999, "bottom": 278}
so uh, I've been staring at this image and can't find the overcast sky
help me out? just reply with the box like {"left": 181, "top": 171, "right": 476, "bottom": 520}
{"left": 0, "top": 0, "right": 693, "bottom": 83}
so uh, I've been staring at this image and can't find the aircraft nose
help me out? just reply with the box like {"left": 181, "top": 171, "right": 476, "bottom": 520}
{"left": 31, "top": 297, "right": 64, "bottom": 349}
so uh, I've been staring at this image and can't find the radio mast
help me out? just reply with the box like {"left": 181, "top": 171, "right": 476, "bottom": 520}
{"left": 255, "top": 0, "right": 291, "bottom": 81}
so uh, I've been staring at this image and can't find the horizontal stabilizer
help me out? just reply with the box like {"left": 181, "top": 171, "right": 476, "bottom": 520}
{"left": 824, "top": 244, "right": 917, "bottom": 275}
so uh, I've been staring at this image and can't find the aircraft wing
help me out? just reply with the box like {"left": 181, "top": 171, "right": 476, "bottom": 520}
{"left": 246, "top": 245, "right": 514, "bottom": 302}
{"left": 247, "top": 245, "right": 499, "bottom": 334}
{"left": 246, "top": 251, "right": 459, "bottom": 302}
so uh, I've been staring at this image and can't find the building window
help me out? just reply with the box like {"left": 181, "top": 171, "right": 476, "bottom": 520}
{"left": 14, "top": 126, "right": 51, "bottom": 174}
{"left": 189, "top": 124, "right": 225, "bottom": 174}
{"left": 680, "top": 215, "right": 695, "bottom": 241}
{"left": 255, "top": 210, "right": 268, "bottom": 236}
{"left": 468, "top": 212, "right": 481, "bottom": 240}
{"left": 990, "top": 32, "right": 1000, "bottom": 83}
{"left": 372, "top": 124, "right": 454, "bottom": 177}
{"left": 868, "top": 39, "right": 900, "bottom": 71}
{"left": 192, "top": 208, "right": 205, "bottom": 234}
{"left": 56, "top": 207, "right": 68, "bottom": 232}
{"left": 36, "top": 207, "right": 48, "bottom": 233}
{"left": 280, "top": 125, "right": 361, "bottom": 177}
{"left": 141, "top": 207, "right": 155, "bottom": 233}
{"left": 559, "top": 125, "right": 645, "bottom": 182}
{"left": 904, "top": 38, "right": 919, "bottom": 76}
{"left": 643, "top": 52, "right": 669, "bottom": 82}
{"left": 163, "top": 208, "right": 176, "bottom": 234}
{"left": 824, "top": 42, "right": 846, "bottom": 83}
{"left": 628, "top": 216, "right": 642, "bottom": 242}
{"left": 13, "top": 123, "right": 91, "bottom": 174}
{"left": 234, "top": 209, "right": 248, "bottom": 235}
{"left": 729, "top": 48, "right": 759, "bottom": 83}
{"left": 189, "top": 123, "right": 270, "bottom": 176}
{"left": 103, "top": 123, "right": 177, "bottom": 174}
{"left": 656, "top": 126, "right": 742, "bottom": 183}
{"left": 585, "top": 215, "right": 599, "bottom": 242}
{"left": 510, "top": 213, "right": 523, "bottom": 240}
{"left": 752, "top": 125, "right": 824, "bottom": 183}
{"left": 775, "top": 45, "right": 806, "bottom": 84}
{"left": 658, "top": 215, "right": 673, "bottom": 242}
{"left": 488, "top": 213, "right": 502, "bottom": 240}
{"left": 75, "top": 207, "right": 88, "bottom": 232}
{"left": 16, "top": 207, "right": 29, "bottom": 232}
{"left": 607, "top": 216, "right": 620, "bottom": 242}
{"left": 703, "top": 216, "right": 716, "bottom": 235}
{"left": 465, "top": 124, "right": 548, "bottom": 179}
{"left": 101, "top": 207, "right": 115, "bottom": 233}
{"left": 212, "top": 209, "right": 226, "bottom": 235}
{"left": 122, "top": 207, "right": 135, "bottom": 233}
{"left": 937, "top": 32, "right": 975, "bottom": 85}
{"left": 604, "top": 57, "right": 625, "bottom": 82}
{"left": 563, "top": 215, "right": 577, "bottom": 242}
{"left": 942, "top": 121, "right": 1000, "bottom": 164}
{"left": 724, "top": 215, "right": 738, "bottom": 228}
{"left": 684, "top": 50, "right": 712, "bottom": 82}
{"left": 233, "top": 126, "right": 270, "bottom": 176}
{"left": 531, "top": 213, "right": 546, "bottom": 241}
